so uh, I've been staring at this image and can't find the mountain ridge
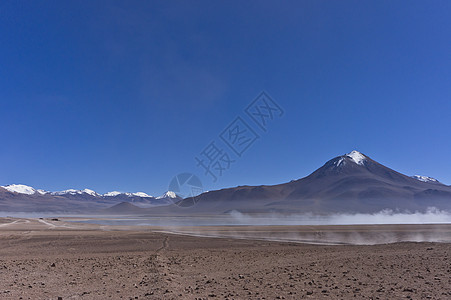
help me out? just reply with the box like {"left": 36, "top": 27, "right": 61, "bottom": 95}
{"left": 1, "top": 151, "right": 450, "bottom": 213}
{"left": 0, "top": 185, "right": 177, "bottom": 212}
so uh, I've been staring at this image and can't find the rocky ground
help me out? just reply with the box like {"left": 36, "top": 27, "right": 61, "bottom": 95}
{"left": 0, "top": 218, "right": 450, "bottom": 299}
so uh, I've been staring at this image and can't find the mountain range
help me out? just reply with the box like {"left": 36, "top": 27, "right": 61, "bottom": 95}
{"left": 1, "top": 150, "right": 450, "bottom": 214}
{"left": 0, "top": 185, "right": 180, "bottom": 212}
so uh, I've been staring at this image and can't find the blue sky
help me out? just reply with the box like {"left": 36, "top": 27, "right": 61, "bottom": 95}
{"left": 1, "top": 1, "right": 450, "bottom": 195}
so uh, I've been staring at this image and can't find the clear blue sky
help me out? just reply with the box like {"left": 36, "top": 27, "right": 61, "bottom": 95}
{"left": 1, "top": 1, "right": 450, "bottom": 195}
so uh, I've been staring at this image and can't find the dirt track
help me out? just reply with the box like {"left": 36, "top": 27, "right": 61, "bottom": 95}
{"left": 0, "top": 218, "right": 450, "bottom": 299}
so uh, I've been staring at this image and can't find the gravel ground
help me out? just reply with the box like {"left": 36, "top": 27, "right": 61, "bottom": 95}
{"left": 0, "top": 218, "right": 450, "bottom": 299}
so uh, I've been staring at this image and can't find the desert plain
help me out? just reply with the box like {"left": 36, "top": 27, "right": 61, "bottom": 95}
{"left": 0, "top": 217, "right": 450, "bottom": 299}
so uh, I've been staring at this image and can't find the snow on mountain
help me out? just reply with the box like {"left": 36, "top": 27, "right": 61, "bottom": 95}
{"left": 1, "top": 184, "right": 38, "bottom": 195}
{"left": 52, "top": 189, "right": 78, "bottom": 195}
{"left": 346, "top": 150, "right": 366, "bottom": 165}
{"left": 82, "top": 189, "right": 99, "bottom": 196}
{"left": 131, "top": 192, "right": 152, "bottom": 198}
{"left": 334, "top": 158, "right": 345, "bottom": 167}
{"left": 104, "top": 191, "right": 122, "bottom": 197}
{"left": 52, "top": 189, "right": 99, "bottom": 196}
{"left": 3, "top": 184, "right": 154, "bottom": 199}
{"left": 103, "top": 191, "right": 153, "bottom": 198}
{"left": 37, "top": 189, "right": 48, "bottom": 195}
{"left": 156, "top": 191, "right": 177, "bottom": 199}
{"left": 411, "top": 175, "right": 440, "bottom": 183}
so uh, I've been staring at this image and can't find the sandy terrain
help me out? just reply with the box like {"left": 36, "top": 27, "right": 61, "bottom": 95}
{"left": 0, "top": 218, "right": 450, "bottom": 299}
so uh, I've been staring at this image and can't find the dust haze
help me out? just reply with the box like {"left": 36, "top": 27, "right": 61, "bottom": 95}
{"left": 228, "top": 207, "right": 451, "bottom": 225}
{"left": 2, "top": 207, "right": 451, "bottom": 245}
{"left": 154, "top": 207, "right": 451, "bottom": 245}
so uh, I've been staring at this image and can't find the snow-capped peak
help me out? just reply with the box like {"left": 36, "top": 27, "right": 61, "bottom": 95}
{"left": 52, "top": 189, "right": 99, "bottom": 196}
{"left": 156, "top": 191, "right": 177, "bottom": 199}
{"left": 131, "top": 192, "right": 152, "bottom": 198}
{"left": 82, "top": 189, "right": 99, "bottom": 196}
{"left": 102, "top": 191, "right": 153, "bottom": 198}
{"left": 411, "top": 175, "right": 439, "bottom": 183}
{"left": 103, "top": 191, "right": 122, "bottom": 197}
{"left": 1, "top": 184, "right": 37, "bottom": 195}
{"left": 37, "top": 189, "right": 48, "bottom": 195}
{"left": 346, "top": 150, "right": 366, "bottom": 165}
{"left": 53, "top": 189, "right": 77, "bottom": 195}
{"left": 2, "top": 185, "right": 154, "bottom": 198}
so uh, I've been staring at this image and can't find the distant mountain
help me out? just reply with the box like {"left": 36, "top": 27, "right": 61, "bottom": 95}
{"left": 156, "top": 191, "right": 178, "bottom": 199}
{"left": 2, "top": 184, "right": 48, "bottom": 195}
{"left": 0, "top": 185, "right": 176, "bottom": 212}
{"left": 103, "top": 191, "right": 153, "bottom": 198}
{"left": 52, "top": 189, "right": 100, "bottom": 197}
{"left": 150, "top": 150, "right": 451, "bottom": 214}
